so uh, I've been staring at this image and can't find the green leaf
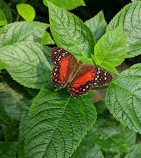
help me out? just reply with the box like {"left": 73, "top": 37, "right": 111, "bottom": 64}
{"left": 0, "top": 75, "right": 29, "bottom": 122}
{"left": 71, "top": 129, "right": 104, "bottom": 158}
{"left": 0, "top": 9, "right": 7, "bottom": 26}
{"left": 0, "top": 0, "right": 12, "bottom": 23}
{"left": 93, "top": 25, "right": 126, "bottom": 74}
{"left": 107, "top": 1, "right": 141, "bottom": 58}
{"left": 48, "top": 2, "right": 95, "bottom": 59}
{"left": 125, "top": 144, "right": 141, "bottom": 158}
{"left": 95, "top": 100, "right": 106, "bottom": 114}
{"left": 85, "top": 10, "right": 107, "bottom": 42}
{"left": 0, "top": 60, "right": 8, "bottom": 70}
{"left": 18, "top": 101, "right": 31, "bottom": 158}
{"left": 41, "top": 31, "right": 55, "bottom": 45}
{"left": 2, "top": 123, "right": 19, "bottom": 141}
{"left": 0, "top": 42, "right": 52, "bottom": 89}
{"left": 120, "top": 126, "right": 136, "bottom": 147}
{"left": 92, "top": 117, "right": 129, "bottom": 153}
{"left": 0, "top": 141, "right": 17, "bottom": 158}
{"left": 0, "top": 21, "right": 49, "bottom": 46}
{"left": 16, "top": 3, "right": 36, "bottom": 21}
{"left": 25, "top": 87, "right": 97, "bottom": 158}
{"left": 106, "top": 63, "right": 141, "bottom": 133}
{"left": 43, "top": 0, "right": 86, "bottom": 10}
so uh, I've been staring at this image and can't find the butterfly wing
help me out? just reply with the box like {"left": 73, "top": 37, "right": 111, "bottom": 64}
{"left": 68, "top": 65, "right": 113, "bottom": 98}
{"left": 50, "top": 47, "right": 78, "bottom": 88}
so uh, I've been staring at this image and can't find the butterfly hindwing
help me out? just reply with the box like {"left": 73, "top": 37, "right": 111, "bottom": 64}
{"left": 50, "top": 47, "right": 78, "bottom": 88}
{"left": 68, "top": 65, "right": 112, "bottom": 98}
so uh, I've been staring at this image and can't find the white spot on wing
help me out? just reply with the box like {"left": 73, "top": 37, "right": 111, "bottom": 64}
{"left": 104, "top": 77, "right": 107, "bottom": 80}
{"left": 86, "top": 85, "right": 89, "bottom": 89}
{"left": 83, "top": 89, "right": 86, "bottom": 91}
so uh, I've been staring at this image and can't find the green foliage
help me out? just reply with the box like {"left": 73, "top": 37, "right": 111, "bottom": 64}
{"left": 0, "top": 141, "right": 17, "bottom": 158}
{"left": 107, "top": 1, "right": 141, "bottom": 58}
{"left": 25, "top": 87, "right": 97, "bottom": 158}
{"left": 41, "top": 31, "right": 55, "bottom": 45}
{"left": 0, "top": 0, "right": 12, "bottom": 23}
{"left": 85, "top": 10, "right": 107, "bottom": 42}
{"left": 43, "top": 0, "right": 86, "bottom": 10}
{"left": 125, "top": 144, "right": 141, "bottom": 158}
{"left": 106, "top": 63, "right": 141, "bottom": 133}
{"left": 16, "top": 3, "right": 36, "bottom": 21}
{"left": 92, "top": 117, "right": 129, "bottom": 153}
{"left": 0, "top": 41, "right": 52, "bottom": 89}
{"left": 0, "top": 22, "right": 52, "bottom": 89}
{"left": 71, "top": 129, "right": 104, "bottom": 158}
{"left": 0, "top": 21, "right": 49, "bottom": 46}
{"left": 0, "top": 9, "right": 7, "bottom": 26}
{"left": 48, "top": 2, "right": 95, "bottom": 60}
{"left": 0, "top": 1, "right": 141, "bottom": 158}
{"left": 93, "top": 25, "right": 126, "bottom": 74}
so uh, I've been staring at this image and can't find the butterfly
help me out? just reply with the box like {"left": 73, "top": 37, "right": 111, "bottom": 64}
{"left": 50, "top": 47, "right": 113, "bottom": 98}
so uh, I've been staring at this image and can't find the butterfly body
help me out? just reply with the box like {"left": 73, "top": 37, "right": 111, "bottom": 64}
{"left": 50, "top": 47, "right": 112, "bottom": 98}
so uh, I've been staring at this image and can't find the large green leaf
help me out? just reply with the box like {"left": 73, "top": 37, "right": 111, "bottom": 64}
{"left": 0, "top": 141, "right": 17, "bottom": 158}
{"left": 85, "top": 10, "right": 107, "bottom": 42}
{"left": 0, "top": 0, "right": 12, "bottom": 23}
{"left": 71, "top": 129, "right": 104, "bottom": 158}
{"left": 107, "top": 1, "right": 141, "bottom": 58}
{"left": 48, "top": 2, "right": 95, "bottom": 60}
{"left": 25, "top": 87, "right": 97, "bottom": 158}
{"left": 0, "top": 42, "right": 52, "bottom": 89}
{"left": 0, "top": 21, "right": 49, "bottom": 46}
{"left": 92, "top": 117, "right": 129, "bottom": 153}
{"left": 0, "top": 9, "right": 7, "bottom": 26}
{"left": 16, "top": 3, "right": 36, "bottom": 21}
{"left": 106, "top": 63, "right": 141, "bottom": 133}
{"left": 93, "top": 25, "right": 126, "bottom": 74}
{"left": 43, "top": 0, "right": 86, "bottom": 10}
{"left": 125, "top": 144, "right": 141, "bottom": 158}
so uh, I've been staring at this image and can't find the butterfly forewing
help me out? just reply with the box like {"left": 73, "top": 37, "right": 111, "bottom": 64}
{"left": 50, "top": 47, "right": 78, "bottom": 88}
{"left": 68, "top": 65, "right": 112, "bottom": 98}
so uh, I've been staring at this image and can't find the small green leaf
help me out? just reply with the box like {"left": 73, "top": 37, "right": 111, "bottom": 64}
{"left": 16, "top": 3, "right": 36, "bottom": 21}
{"left": 107, "top": 1, "right": 141, "bottom": 58}
{"left": 94, "top": 25, "right": 126, "bottom": 74}
{"left": 0, "top": 42, "right": 52, "bottom": 89}
{"left": 0, "top": 21, "right": 49, "bottom": 46}
{"left": 0, "top": 9, "right": 7, "bottom": 26}
{"left": 41, "top": 31, "right": 55, "bottom": 45}
{"left": 85, "top": 10, "right": 107, "bottom": 42}
{"left": 48, "top": 1, "right": 95, "bottom": 59}
{"left": 0, "top": 141, "right": 17, "bottom": 158}
{"left": 71, "top": 129, "right": 104, "bottom": 158}
{"left": 106, "top": 63, "right": 141, "bottom": 133}
{"left": 43, "top": 0, "right": 86, "bottom": 10}
{"left": 0, "top": 0, "right": 12, "bottom": 23}
{"left": 125, "top": 144, "right": 141, "bottom": 158}
{"left": 25, "top": 87, "right": 97, "bottom": 158}
{"left": 92, "top": 117, "right": 129, "bottom": 153}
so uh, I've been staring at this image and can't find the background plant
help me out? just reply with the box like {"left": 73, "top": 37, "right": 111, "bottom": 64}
{"left": 0, "top": 0, "right": 141, "bottom": 158}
